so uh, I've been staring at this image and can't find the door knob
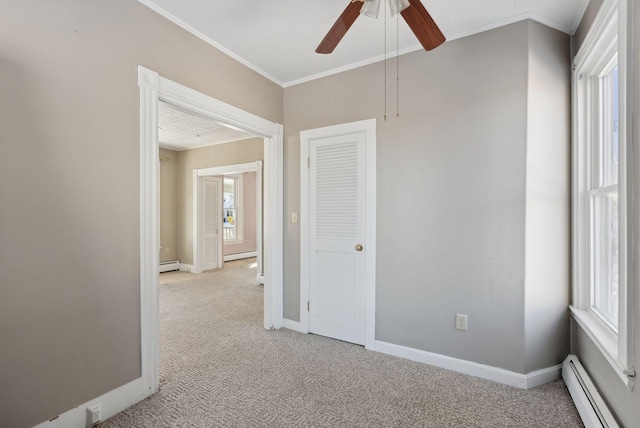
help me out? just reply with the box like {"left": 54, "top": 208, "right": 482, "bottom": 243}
{"left": 355, "top": 244, "right": 363, "bottom": 252}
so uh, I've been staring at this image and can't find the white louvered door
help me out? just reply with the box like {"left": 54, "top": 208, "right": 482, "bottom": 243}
{"left": 309, "top": 132, "right": 366, "bottom": 345}
{"left": 202, "top": 176, "right": 223, "bottom": 271}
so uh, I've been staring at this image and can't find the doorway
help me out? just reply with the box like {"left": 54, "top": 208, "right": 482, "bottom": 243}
{"left": 138, "top": 66, "right": 283, "bottom": 395}
{"left": 193, "top": 162, "right": 263, "bottom": 282}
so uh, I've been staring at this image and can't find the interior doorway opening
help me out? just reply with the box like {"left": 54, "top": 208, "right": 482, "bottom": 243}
{"left": 138, "top": 66, "right": 283, "bottom": 396}
{"left": 192, "top": 162, "right": 263, "bottom": 281}
{"left": 158, "top": 99, "right": 264, "bottom": 277}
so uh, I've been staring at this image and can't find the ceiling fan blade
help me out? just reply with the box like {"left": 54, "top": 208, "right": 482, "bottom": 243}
{"left": 400, "top": 0, "right": 446, "bottom": 51}
{"left": 316, "top": 1, "right": 363, "bottom": 54}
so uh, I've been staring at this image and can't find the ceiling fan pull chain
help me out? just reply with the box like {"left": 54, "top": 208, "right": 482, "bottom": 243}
{"left": 396, "top": 0, "right": 400, "bottom": 118}
{"left": 384, "top": 2, "right": 387, "bottom": 121}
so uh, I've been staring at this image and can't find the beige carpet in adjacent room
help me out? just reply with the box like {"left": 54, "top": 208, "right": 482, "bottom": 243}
{"left": 99, "top": 258, "right": 583, "bottom": 427}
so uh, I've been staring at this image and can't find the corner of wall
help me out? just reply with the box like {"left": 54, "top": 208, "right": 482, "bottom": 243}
{"left": 523, "top": 22, "right": 571, "bottom": 371}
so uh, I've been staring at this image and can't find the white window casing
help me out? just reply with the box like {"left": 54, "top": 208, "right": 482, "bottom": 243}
{"left": 570, "top": 0, "right": 635, "bottom": 389}
{"left": 223, "top": 174, "right": 244, "bottom": 244}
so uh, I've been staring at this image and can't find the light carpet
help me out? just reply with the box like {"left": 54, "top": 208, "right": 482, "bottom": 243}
{"left": 100, "top": 258, "right": 583, "bottom": 427}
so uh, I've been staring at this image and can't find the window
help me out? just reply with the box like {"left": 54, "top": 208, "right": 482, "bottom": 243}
{"left": 223, "top": 174, "right": 243, "bottom": 243}
{"left": 590, "top": 63, "right": 619, "bottom": 331}
{"left": 571, "top": 0, "right": 634, "bottom": 388}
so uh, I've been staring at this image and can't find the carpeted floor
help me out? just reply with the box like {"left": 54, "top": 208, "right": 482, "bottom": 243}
{"left": 100, "top": 258, "right": 584, "bottom": 427}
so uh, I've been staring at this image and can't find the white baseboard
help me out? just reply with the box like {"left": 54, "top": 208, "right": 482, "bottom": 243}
{"left": 374, "top": 340, "right": 561, "bottom": 389}
{"left": 34, "top": 377, "right": 148, "bottom": 428}
{"left": 282, "top": 318, "right": 304, "bottom": 333}
{"left": 562, "top": 355, "right": 618, "bottom": 428}
{"left": 224, "top": 251, "right": 257, "bottom": 262}
{"left": 179, "top": 263, "right": 193, "bottom": 272}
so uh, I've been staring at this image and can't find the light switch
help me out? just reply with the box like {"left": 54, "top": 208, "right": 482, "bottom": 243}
{"left": 291, "top": 211, "right": 298, "bottom": 224}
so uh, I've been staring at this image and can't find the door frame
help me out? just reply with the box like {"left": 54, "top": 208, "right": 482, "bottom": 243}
{"left": 299, "top": 119, "right": 377, "bottom": 350}
{"left": 138, "top": 66, "right": 283, "bottom": 396}
{"left": 193, "top": 161, "right": 263, "bottom": 280}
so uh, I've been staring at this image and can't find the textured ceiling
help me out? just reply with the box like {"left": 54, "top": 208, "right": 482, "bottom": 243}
{"left": 139, "top": 0, "right": 589, "bottom": 87}
{"left": 158, "top": 102, "right": 257, "bottom": 151}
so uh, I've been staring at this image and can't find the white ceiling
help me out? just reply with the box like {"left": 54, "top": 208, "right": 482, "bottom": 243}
{"left": 158, "top": 101, "right": 257, "bottom": 151}
{"left": 139, "top": 0, "right": 589, "bottom": 87}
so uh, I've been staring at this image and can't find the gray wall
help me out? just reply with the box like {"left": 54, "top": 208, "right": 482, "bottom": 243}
{"left": 524, "top": 23, "right": 570, "bottom": 372}
{"left": 160, "top": 148, "right": 179, "bottom": 263}
{"left": 0, "top": 1, "right": 282, "bottom": 427}
{"left": 284, "top": 21, "right": 570, "bottom": 373}
{"left": 572, "top": 1, "right": 640, "bottom": 426}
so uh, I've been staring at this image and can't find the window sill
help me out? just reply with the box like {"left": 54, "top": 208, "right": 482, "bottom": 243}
{"left": 570, "top": 306, "right": 634, "bottom": 389}
{"left": 224, "top": 240, "right": 244, "bottom": 245}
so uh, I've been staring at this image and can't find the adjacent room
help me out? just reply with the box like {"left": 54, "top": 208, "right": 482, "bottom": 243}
{"left": 157, "top": 101, "right": 264, "bottom": 274}
{"left": 1, "top": 0, "right": 638, "bottom": 427}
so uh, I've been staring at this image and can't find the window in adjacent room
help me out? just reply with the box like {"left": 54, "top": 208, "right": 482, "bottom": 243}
{"left": 223, "top": 174, "right": 243, "bottom": 243}
{"left": 590, "top": 63, "right": 619, "bottom": 331}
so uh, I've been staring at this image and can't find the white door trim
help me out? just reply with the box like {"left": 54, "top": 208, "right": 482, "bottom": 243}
{"left": 300, "top": 119, "right": 376, "bottom": 350}
{"left": 138, "top": 66, "right": 283, "bottom": 397}
{"left": 193, "top": 161, "right": 263, "bottom": 280}
{"left": 197, "top": 176, "right": 223, "bottom": 272}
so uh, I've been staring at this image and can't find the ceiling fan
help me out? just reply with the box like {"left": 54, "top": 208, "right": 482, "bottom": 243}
{"left": 316, "top": 0, "right": 446, "bottom": 54}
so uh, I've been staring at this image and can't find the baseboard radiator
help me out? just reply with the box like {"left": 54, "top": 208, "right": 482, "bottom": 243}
{"left": 224, "top": 251, "right": 257, "bottom": 262}
{"left": 159, "top": 260, "right": 180, "bottom": 273}
{"left": 562, "top": 355, "right": 618, "bottom": 428}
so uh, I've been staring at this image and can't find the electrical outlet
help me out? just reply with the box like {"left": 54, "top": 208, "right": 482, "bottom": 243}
{"left": 86, "top": 402, "right": 102, "bottom": 426}
{"left": 455, "top": 313, "right": 468, "bottom": 331}
{"left": 164, "top": 247, "right": 170, "bottom": 254}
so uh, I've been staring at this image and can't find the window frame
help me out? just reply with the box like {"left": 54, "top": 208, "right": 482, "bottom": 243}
{"left": 223, "top": 173, "right": 244, "bottom": 244}
{"left": 570, "top": 0, "right": 634, "bottom": 389}
{"left": 588, "top": 58, "right": 619, "bottom": 332}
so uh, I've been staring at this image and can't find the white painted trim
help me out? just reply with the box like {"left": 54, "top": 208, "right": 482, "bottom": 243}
{"left": 223, "top": 173, "right": 244, "bottom": 244}
{"left": 563, "top": 355, "right": 620, "bottom": 428}
{"left": 138, "top": 66, "right": 160, "bottom": 399}
{"left": 364, "top": 120, "right": 377, "bottom": 350}
{"left": 299, "top": 136, "right": 310, "bottom": 335}
{"left": 224, "top": 251, "right": 257, "bottom": 262}
{"left": 572, "top": 0, "right": 618, "bottom": 72}
{"left": 570, "top": 0, "right": 635, "bottom": 389}
{"left": 179, "top": 263, "right": 193, "bottom": 272}
{"left": 617, "top": 0, "right": 635, "bottom": 382}
{"left": 374, "top": 341, "right": 561, "bottom": 390}
{"left": 138, "top": 67, "right": 283, "bottom": 400}
{"left": 300, "top": 119, "right": 376, "bottom": 350}
{"left": 282, "top": 318, "right": 305, "bottom": 333}
{"left": 192, "top": 172, "right": 201, "bottom": 273}
{"left": 34, "top": 378, "right": 145, "bottom": 428}
{"left": 255, "top": 159, "right": 263, "bottom": 289}
{"left": 570, "top": 306, "right": 634, "bottom": 388}
{"left": 263, "top": 130, "right": 284, "bottom": 330}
